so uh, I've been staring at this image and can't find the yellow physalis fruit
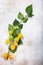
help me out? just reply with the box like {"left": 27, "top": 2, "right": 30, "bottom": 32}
{"left": 13, "top": 41, "right": 18, "bottom": 46}
{"left": 10, "top": 44, "right": 15, "bottom": 50}
{"left": 5, "top": 39, "right": 10, "bottom": 44}
{"left": 8, "top": 31, "right": 13, "bottom": 35}
{"left": 18, "top": 33, "right": 23, "bottom": 39}
{"left": 8, "top": 54, "right": 13, "bottom": 60}
{"left": 14, "top": 37, "right": 19, "bottom": 42}
{"left": 2, "top": 53, "right": 8, "bottom": 59}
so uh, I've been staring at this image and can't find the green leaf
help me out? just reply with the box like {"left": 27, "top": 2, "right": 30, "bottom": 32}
{"left": 15, "top": 29, "right": 21, "bottom": 35}
{"left": 19, "top": 24, "right": 23, "bottom": 29}
{"left": 13, "top": 34, "right": 17, "bottom": 38}
{"left": 25, "top": 4, "right": 33, "bottom": 17}
{"left": 18, "top": 39, "right": 23, "bottom": 45}
{"left": 8, "top": 24, "right": 14, "bottom": 31}
{"left": 29, "top": 14, "right": 34, "bottom": 17}
{"left": 22, "top": 17, "right": 28, "bottom": 23}
{"left": 18, "top": 12, "right": 24, "bottom": 20}
{"left": 13, "top": 19, "right": 20, "bottom": 26}
{"left": 9, "top": 46, "right": 17, "bottom": 53}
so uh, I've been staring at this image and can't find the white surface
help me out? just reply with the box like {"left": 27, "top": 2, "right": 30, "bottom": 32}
{"left": 0, "top": 0, "right": 43, "bottom": 65}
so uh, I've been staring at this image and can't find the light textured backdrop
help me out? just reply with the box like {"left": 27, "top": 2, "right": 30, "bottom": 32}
{"left": 0, "top": 0, "right": 43, "bottom": 65}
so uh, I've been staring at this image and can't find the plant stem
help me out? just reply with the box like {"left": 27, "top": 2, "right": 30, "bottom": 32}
{"left": 7, "top": 50, "right": 10, "bottom": 59}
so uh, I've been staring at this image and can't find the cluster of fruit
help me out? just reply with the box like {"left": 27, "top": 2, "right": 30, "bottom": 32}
{"left": 2, "top": 4, "right": 33, "bottom": 60}
{"left": 2, "top": 53, "right": 13, "bottom": 60}
{"left": 2, "top": 24, "right": 23, "bottom": 60}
